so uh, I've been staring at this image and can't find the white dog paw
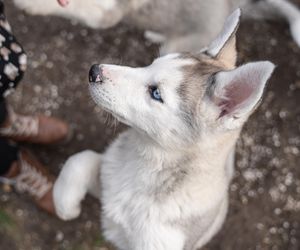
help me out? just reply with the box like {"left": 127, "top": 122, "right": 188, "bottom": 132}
{"left": 53, "top": 179, "right": 82, "bottom": 220}
{"left": 54, "top": 202, "right": 81, "bottom": 221}
{"left": 53, "top": 150, "right": 101, "bottom": 220}
{"left": 54, "top": 197, "right": 82, "bottom": 221}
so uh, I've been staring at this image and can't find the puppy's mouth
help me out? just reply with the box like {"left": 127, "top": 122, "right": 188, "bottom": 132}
{"left": 93, "top": 75, "right": 104, "bottom": 84}
{"left": 89, "top": 85, "right": 131, "bottom": 127}
{"left": 89, "top": 83, "right": 110, "bottom": 106}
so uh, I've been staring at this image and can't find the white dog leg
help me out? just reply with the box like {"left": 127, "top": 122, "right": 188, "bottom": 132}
{"left": 53, "top": 150, "right": 101, "bottom": 220}
{"left": 194, "top": 198, "right": 228, "bottom": 249}
{"left": 159, "top": 33, "right": 218, "bottom": 55}
{"left": 129, "top": 225, "right": 185, "bottom": 250}
{"left": 13, "top": 0, "right": 123, "bottom": 29}
{"left": 266, "top": 0, "right": 300, "bottom": 47}
{"left": 102, "top": 216, "right": 130, "bottom": 250}
{"left": 242, "top": 0, "right": 300, "bottom": 47}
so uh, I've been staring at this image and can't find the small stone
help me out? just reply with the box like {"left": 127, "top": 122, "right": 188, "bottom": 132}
{"left": 274, "top": 208, "right": 281, "bottom": 215}
{"left": 2, "top": 184, "right": 12, "bottom": 193}
{"left": 55, "top": 231, "right": 64, "bottom": 242}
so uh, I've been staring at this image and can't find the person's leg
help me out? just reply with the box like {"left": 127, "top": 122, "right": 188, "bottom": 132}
{"left": 0, "top": 99, "right": 19, "bottom": 176}
{"left": 0, "top": 1, "right": 63, "bottom": 216}
{"left": 0, "top": 101, "right": 56, "bottom": 215}
{"left": 0, "top": 3, "right": 69, "bottom": 144}
{"left": 0, "top": 99, "right": 7, "bottom": 125}
{"left": 0, "top": 145, "right": 57, "bottom": 215}
{"left": 0, "top": 138, "right": 18, "bottom": 176}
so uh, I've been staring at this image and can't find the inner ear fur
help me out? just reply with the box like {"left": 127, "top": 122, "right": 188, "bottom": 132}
{"left": 215, "top": 32, "right": 237, "bottom": 69}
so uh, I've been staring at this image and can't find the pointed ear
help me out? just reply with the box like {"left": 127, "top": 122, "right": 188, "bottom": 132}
{"left": 210, "top": 61, "right": 275, "bottom": 122}
{"left": 206, "top": 9, "right": 241, "bottom": 68}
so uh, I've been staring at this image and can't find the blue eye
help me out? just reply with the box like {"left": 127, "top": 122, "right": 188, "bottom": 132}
{"left": 149, "top": 86, "right": 163, "bottom": 103}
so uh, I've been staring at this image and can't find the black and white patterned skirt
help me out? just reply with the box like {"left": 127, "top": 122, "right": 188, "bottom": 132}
{"left": 0, "top": 0, "right": 27, "bottom": 98}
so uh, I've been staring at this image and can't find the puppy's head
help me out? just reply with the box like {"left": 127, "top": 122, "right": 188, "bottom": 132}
{"left": 89, "top": 9, "right": 274, "bottom": 147}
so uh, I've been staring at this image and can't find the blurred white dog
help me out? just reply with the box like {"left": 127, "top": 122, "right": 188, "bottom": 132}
{"left": 13, "top": 0, "right": 300, "bottom": 53}
{"left": 53, "top": 10, "right": 275, "bottom": 250}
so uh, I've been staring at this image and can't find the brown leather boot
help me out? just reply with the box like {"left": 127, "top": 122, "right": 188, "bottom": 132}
{"left": 0, "top": 107, "right": 70, "bottom": 144}
{"left": 0, "top": 149, "right": 56, "bottom": 215}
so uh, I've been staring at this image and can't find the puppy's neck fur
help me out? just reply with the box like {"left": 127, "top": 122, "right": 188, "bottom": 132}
{"left": 127, "top": 127, "right": 239, "bottom": 171}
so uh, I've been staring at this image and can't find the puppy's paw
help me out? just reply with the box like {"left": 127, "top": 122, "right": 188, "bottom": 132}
{"left": 52, "top": 154, "right": 86, "bottom": 220}
{"left": 54, "top": 198, "right": 81, "bottom": 221}
{"left": 53, "top": 176, "right": 82, "bottom": 220}
{"left": 53, "top": 150, "right": 100, "bottom": 220}
{"left": 55, "top": 203, "right": 81, "bottom": 221}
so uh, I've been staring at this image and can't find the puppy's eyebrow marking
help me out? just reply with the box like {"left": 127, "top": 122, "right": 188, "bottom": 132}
{"left": 177, "top": 58, "right": 221, "bottom": 99}
{"left": 175, "top": 55, "right": 223, "bottom": 130}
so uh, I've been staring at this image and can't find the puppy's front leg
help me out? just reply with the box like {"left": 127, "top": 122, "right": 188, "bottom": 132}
{"left": 130, "top": 224, "right": 185, "bottom": 250}
{"left": 53, "top": 150, "right": 101, "bottom": 220}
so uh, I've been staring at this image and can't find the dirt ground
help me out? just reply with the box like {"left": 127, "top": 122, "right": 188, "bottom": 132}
{"left": 0, "top": 1, "right": 300, "bottom": 250}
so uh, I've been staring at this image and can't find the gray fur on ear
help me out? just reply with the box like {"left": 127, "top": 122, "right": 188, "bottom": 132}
{"left": 206, "top": 9, "right": 241, "bottom": 68}
{"left": 207, "top": 8, "right": 241, "bottom": 57}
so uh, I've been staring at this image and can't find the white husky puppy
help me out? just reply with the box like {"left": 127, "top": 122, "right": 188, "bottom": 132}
{"left": 13, "top": 0, "right": 300, "bottom": 53}
{"left": 54, "top": 10, "right": 274, "bottom": 250}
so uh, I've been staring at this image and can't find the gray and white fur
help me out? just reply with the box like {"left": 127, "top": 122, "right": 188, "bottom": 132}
{"left": 53, "top": 10, "right": 275, "bottom": 250}
{"left": 13, "top": 0, "right": 300, "bottom": 53}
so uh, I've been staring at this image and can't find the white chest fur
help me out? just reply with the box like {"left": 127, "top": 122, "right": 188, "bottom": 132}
{"left": 100, "top": 129, "right": 230, "bottom": 250}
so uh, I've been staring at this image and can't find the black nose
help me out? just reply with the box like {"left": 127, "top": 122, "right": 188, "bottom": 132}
{"left": 89, "top": 64, "right": 103, "bottom": 83}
